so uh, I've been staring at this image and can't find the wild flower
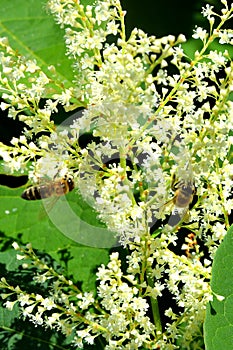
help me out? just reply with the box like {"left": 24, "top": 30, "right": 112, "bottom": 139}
{"left": 0, "top": 0, "right": 233, "bottom": 348}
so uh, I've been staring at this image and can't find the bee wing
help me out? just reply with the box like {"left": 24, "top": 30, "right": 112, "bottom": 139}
{"left": 38, "top": 196, "right": 60, "bottom": 220}
{"left": 158, "top": 198, "right": 174, "bottom": 219}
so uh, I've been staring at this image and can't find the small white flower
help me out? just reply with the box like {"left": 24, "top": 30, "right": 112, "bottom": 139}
{"left": 201, "top": 4, "right": 214, "bottom": 19}
{"left": 16, "top": 254, "right": 25, "bottom": 260}
{"left": 25, "top": 60, "right": 39, "bottom": 73}
{"left": 41, "top": 297, "right": 56, "bottom": 310}
{"left": 12, "top": 242, "right": 20, "bottom": 250}
{"left": 192, "top": 26, "right": 208, "bottom": 41}
{"left": 4, "top": 300, "right": 17, "bottom": 310}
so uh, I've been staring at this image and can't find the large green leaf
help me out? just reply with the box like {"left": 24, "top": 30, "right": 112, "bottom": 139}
{"left": 0, "top": 184, "right": 117, "bottom": 247}
{"left": 0, "top": 0, "right": 75, "bottom": 83}
{"left": 0, "top": 183, "right": 116, "bottom": 289}
{"left": 204, "top": 225, "right": 233, "bottom": 350}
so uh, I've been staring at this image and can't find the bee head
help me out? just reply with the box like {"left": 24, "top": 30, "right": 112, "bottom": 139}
{"left": 67, "top": 177, "right": 75, "bottom": 191}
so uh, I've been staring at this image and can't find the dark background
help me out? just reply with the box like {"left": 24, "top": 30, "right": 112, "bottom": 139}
{"left": 122, "top": 0, "right": 198, "bottom": 37}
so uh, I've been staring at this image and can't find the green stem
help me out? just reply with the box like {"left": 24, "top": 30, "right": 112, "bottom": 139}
{"left": 215, "top": 160, "right": 230, "bottom": 229}
{"left": 142, "top": 238, "right": 162, "bottom": 332}
{"left": 147, "top": 273, "right": 162, "bottom": 332}
{"left": 151, "top": 297, "right": 162, "bottom": 332}
{"left": 117, "top": 2, "right": 126, "bottom": 41}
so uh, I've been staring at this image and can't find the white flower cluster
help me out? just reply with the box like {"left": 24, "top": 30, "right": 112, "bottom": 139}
{"left": 1, "top": 240, "right": 212, "bottom": 349}
{"left": 0, "top": 0, "right": 233, "bottom": 348}
{"left": 96, "top": 252, "right": 155, "bottom": 348}
{"left": 1, "top": 244, "right": 104, "bottom": 347}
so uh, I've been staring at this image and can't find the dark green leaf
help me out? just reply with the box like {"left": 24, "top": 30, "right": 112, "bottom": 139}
{"left": 204, "top": 225, "right": 233, "bottom": 350}
{"left": 0, "top": 0, "right": 74, "bottom": 83}
{"left": 0, "top": 184, "right": 112, "bottom": 289}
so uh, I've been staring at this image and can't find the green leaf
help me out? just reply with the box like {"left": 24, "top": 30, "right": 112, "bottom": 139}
{"left": 0, "top": 305, "right": 19, "bottom": 329}
{"left": 0, "top": 184, "right": 114, "bottom": 289}
{"left": 0, "top": 249, "right": 21, "bottom": 271}
{"left": 0, "top": 185, "right": 117, "bottom": 248}
{"left": 0, "top": 0, "right": 74, "bottom": 83}
{"left": 204, "top": 225, "right": 233, "bottom": 350}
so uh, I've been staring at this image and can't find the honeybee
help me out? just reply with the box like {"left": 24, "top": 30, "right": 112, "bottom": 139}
{"left": 21, "top": 176, "right": 74, "bottom": 200}
{"left": 161, "top": 174, "right": 195, "bottom": 226}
